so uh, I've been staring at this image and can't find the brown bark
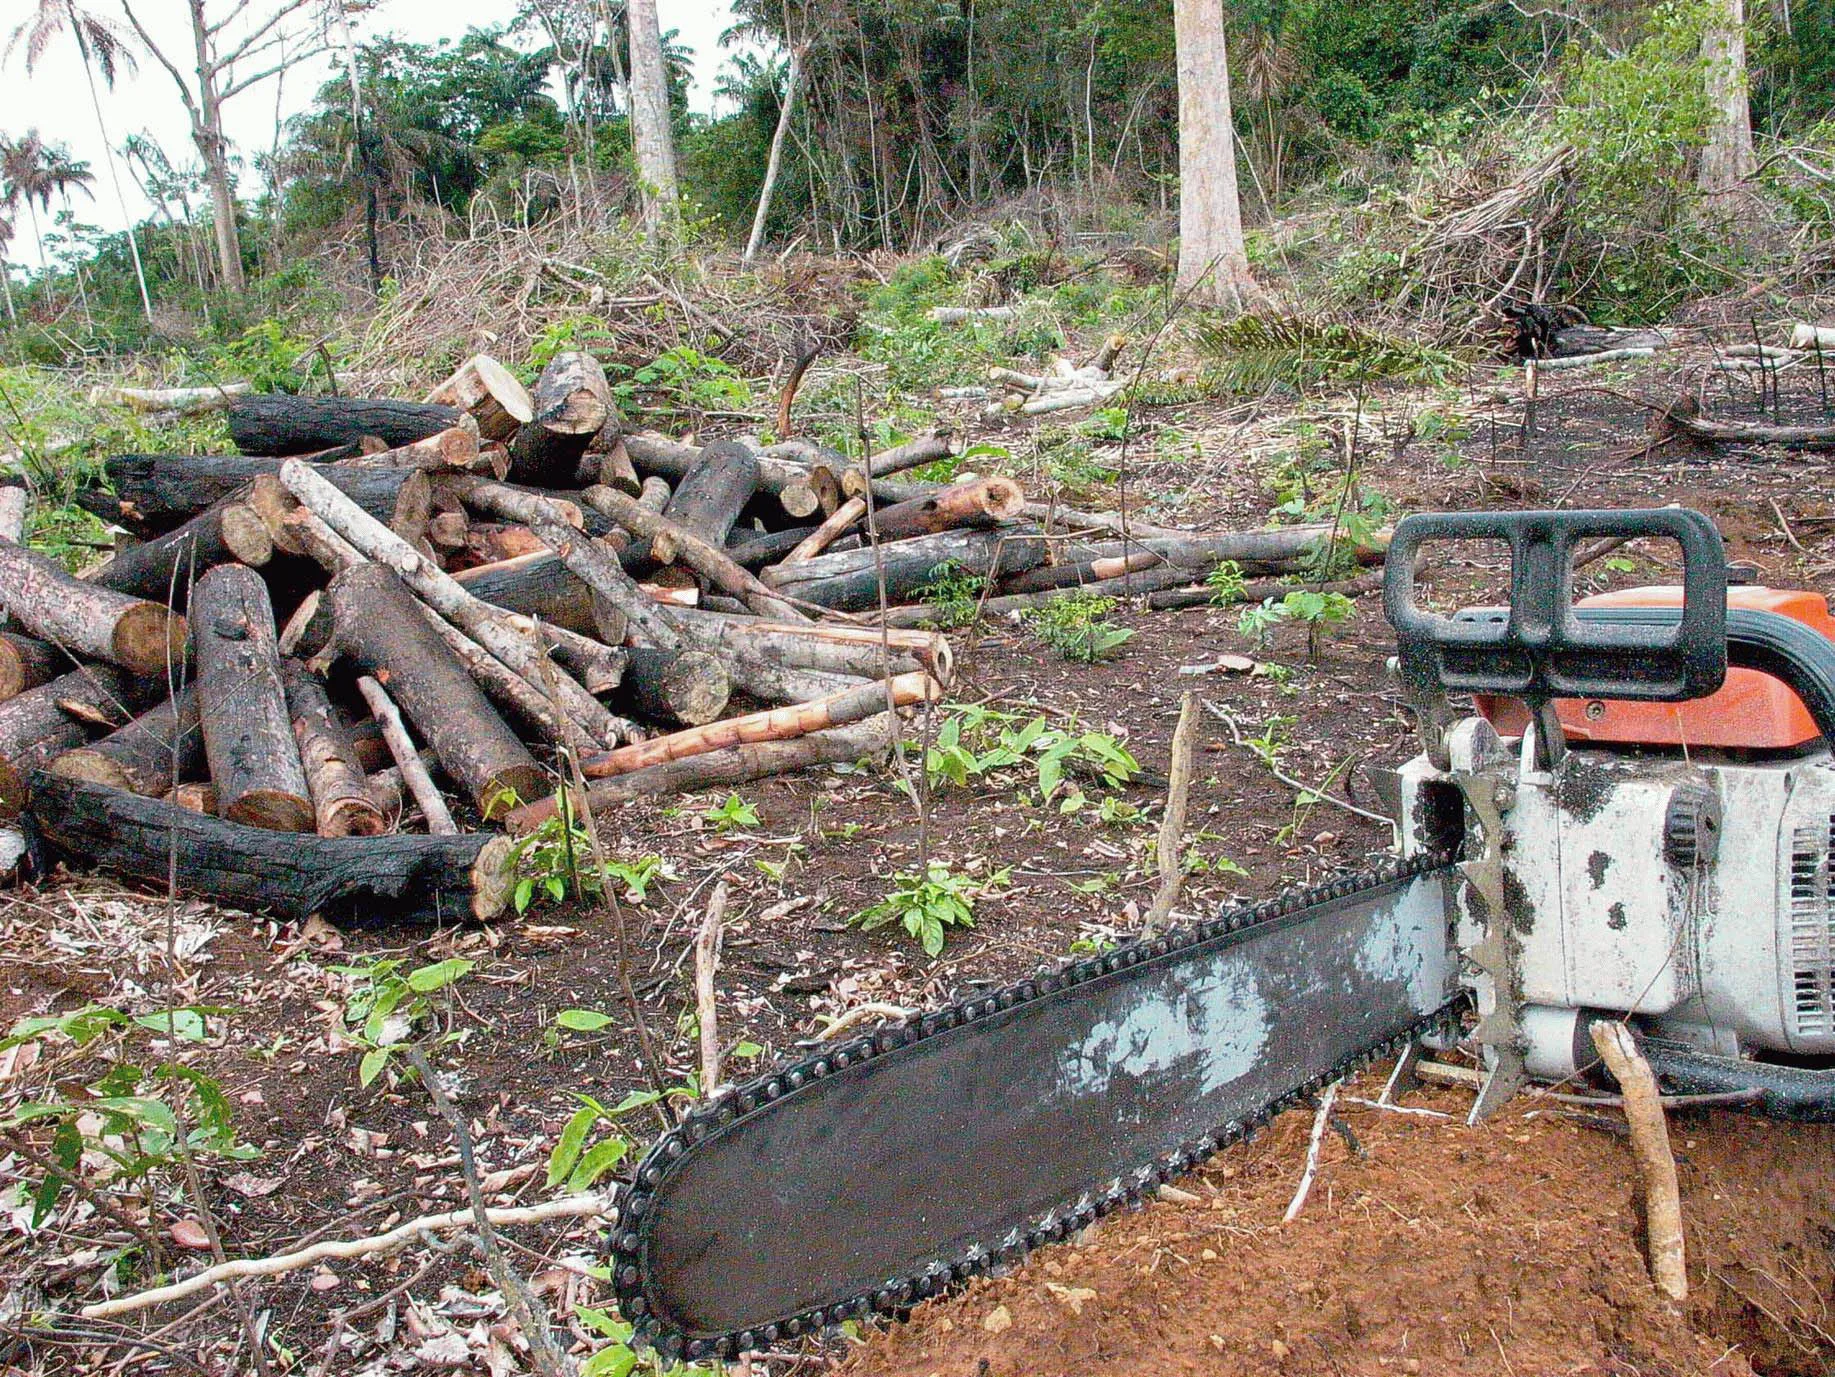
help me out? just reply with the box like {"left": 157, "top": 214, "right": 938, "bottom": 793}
{"left": 450, "top": 551, "right": 598, "bottom": 636}
{"left": 590, "top": 434, "right": 641, "bottom": 495}
{"left": 0, "top": 538, "right": 187, "bottom": 676}
{"left": 998, "top": 550, "right": 1161, "bottom": 595}
{"left": 29, "top": 772, "right": 515, "bottom": 925}
{"left": 866, "top": 476, "right": 1025, "bottom": 544}
{"left": 281, "top": 661, "right": 384, "bottom": 838}
{"left": 580, "top": 671, "right": 935, "bottom": 780}
{"left": 0, "top": 633, "right": 59, "bottom": 704}
{"left": 424, "top": 355, "right": 535, "bottom": 443}
{"left": 578, "top": 484, "right": 807, "bottom": 621}
{"left": 91, "top": 500, "right": 274, "bottom": 605}
{"left": 620, "top": 647, "right": 732, "bottom": 727}
{"left": 50, "top": 687, "right": 201, "bottom": 798}
{"left": 560, "top": 713, "right": 893, "bottom": 822}
{"left": 168, "top": 782, "right": 217, "bottom": 815}
{"left": 191, "top": 563, "right": 314, "bottom": 833}
{"left": 419, "top": 608, "right": 589, "bottom": 749}
{"left": 326, "top": 563, "right": 549, "bottom": 818}
{"left": 783, "top": 498, "right": 866, "bottom": 564}
{"left": 428, "top": 511, "right": 470, "bottom": 552}
{"left": 0, "top": 666, "right": 128, "bottom": 814}
{"left": 338, "top": 421, "right": 484, "bottom": 473}
{"left": 506, "top": 352, "right": 612, "bottom": 486}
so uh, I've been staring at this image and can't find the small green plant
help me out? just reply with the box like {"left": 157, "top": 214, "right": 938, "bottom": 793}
{"left": 504, "top": 789, "right": 665, "bottom": 912}
{"left": 577, "top": 1304, "right": 719, "bottom": 1376}
{"left": 546, "top": 1090, "right": 646, "bottom": 1195}
{"left": 1238, "top": 590, "right": 1355, "bottom": 655}
{"left": 1206, "top": 560, "right": 1248, "bottom": 606}
{"left": 1, "top": 1006, "right": 256, "bottom": 1228}
{"left": 1198, "top": 312, "right": 1463, "bottom": 392}
{"left": 1242, "top": 715, "right": 1295, "bottom": 770}
{"left": 1023, "top": 592, "right": 1135, "bottom": 663}
{"left": 701, "top": 793, "right": 759, "bottom": 833}
{"left": 334, "top": 957, "right": 475, "bottom": 1086}
{"left": 917, "top": 560, "right": 988, "bottom": 629}
{"left": 211, "top": 319, "right": 311, "bottom": 393}
{"left": 853, "top": 861, "right": 1010, "bottom": 957}
{"left": 610, "top": 346, "right": 750, "bottom": 422}
{"left": 918, "top": 704, "right": 1140, "bottom": 805}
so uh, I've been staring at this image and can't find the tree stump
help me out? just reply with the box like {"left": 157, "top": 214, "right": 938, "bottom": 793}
{"left": 506, "top": 351, "right": 612, "bottom": 486}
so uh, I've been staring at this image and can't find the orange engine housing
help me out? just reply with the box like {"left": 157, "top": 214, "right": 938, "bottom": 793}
{"left": 1475, "top": 586, "right": 1835, "bottom": 751}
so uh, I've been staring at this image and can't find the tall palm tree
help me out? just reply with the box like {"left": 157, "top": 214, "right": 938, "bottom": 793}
{"left": 1, "top": 131, "right": 58, "bottom": 304}
{"left": 43, "top": 145, "right": 96, "bottom": 317}
{"left": 7, "top": 1, "right": 153, "bottom": 318}
{"left": 0, "top": 212, "right": 17, "bottom": 322}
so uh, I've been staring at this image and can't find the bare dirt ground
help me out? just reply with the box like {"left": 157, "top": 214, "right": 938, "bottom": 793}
{"left": 3, "top": 336, "right": 1834, "bottom": 1375}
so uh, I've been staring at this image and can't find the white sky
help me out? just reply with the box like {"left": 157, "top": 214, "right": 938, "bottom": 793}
{"left": 0, "top": 1, "right": 747, "bottom": 258}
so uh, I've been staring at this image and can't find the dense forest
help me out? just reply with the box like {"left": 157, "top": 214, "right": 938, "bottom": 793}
{"left": 0, "top": 0, "right": 1830, "bottom": 364}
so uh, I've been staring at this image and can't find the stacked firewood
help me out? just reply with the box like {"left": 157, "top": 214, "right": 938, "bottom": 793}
{"left": 0, "top": 350, "right": 1355, "bottom": 925}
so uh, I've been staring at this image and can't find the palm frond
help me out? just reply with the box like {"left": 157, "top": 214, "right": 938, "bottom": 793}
{"left": 1196, "top": 312, "right": 1465, "bottom": 393}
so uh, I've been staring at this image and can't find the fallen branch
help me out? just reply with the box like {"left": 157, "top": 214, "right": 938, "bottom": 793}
{"left": 696, "top": 883, "right": 728, "bottom": 1094}
{"left": 1283, "top": 1079, "right": 1342, "bottom": 1223}
{"left": 1590, "top": 1021, "right": 1687, "bottom": 1301}
{"left": 80, "top": 1193, "right": 614, "bottom": 1319}
{"left": 1142, "top": 693, "right": 1199, "bottom": 937}
{"left": 88, "top": 382, "right": 250, "bottom": 415}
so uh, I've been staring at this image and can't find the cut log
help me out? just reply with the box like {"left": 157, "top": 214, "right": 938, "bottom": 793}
{"left": 783, "top": 498, "right": 866, "bottom": 564}
{"left": 727, "top": 526, "right": 817, "bottom": 569}
{"left": 356, "top": 675, "right": 457, "bottom": 835}
{"left": 762, "top": 529, "right": 1049, "bottom": 612}
{"left": 0, "top": 665, "right": 128, "bottom": 814}
{"left": 862, "top": 476, "right": 1025, "bottom": 545}
{"left": 229, "top": 395, "right": 461, "bottom": 456}
{"left": 506, "top": 352, "right": 611, "bottom": 486}
{"left": 0, "top": 484, "right": 26, "bottom": 544}
{"left": 0, "top": 632, "right": 59, "bottom": 703}
{"left": 428, "top": 510, "right": 470, "bottom": 552}
{"left": 656, "top": 440, "right": 759, "bottom": 560}
{"left": 191, "top": 563, "right": 314, "bottom": 833}
{"left": 281, "top": 661, "right": 384, "bottom": 838}
{"left": 424, "top": 355, "right": 535, "bottom": 443}
{"left": 581, "top": 671, "right": 936, "bottom": 780}
{"left": 167, "top": 782, "right": 217, "bottom": 814}
{"left": 91, "top": 500, "right": 274, "bottom": 605}
{"left": 326, "top": 563, "right": 548, "bottom": 817}
{"left": 419, "top": 607, "right": 590, "bottom": 749}
{"left": 670, "top": 607, "right": 950, "bottom": 682}
{"left": 339, "top": 420, "right": 484, "bottom": 473}
{"left": 0, "top": 538, "right": 187, "bottom": 676}
{"left": 1147, "top": 568, "right": 1385, "bottom": 612}
{"left": 624, "top": 432, "right": 823, "bottom": 520}
{"left": 450, "top": 552, "right": 597, "bottom": 636}
{"left": 88, "top": 382, "right": 250, "bottom": 414}
{"left": 998, "top": 550, "right": 1161, "bottom": 595}
{"left": 279, "top": 460, "right": 625, "bottom": 748}
{"left": 50, "top": 686, "right": 201, "bottom": 797}
{"left": 578, "top": 484, "right": 807, "bottom": 621}
{"left": 1656, "top": 396, "right": 1835, "bottom": 451}
{"left": 29, "top": 772, "right": 515, "bottom": 925}
{"left": 876, "top": 562, "right": 1200, "bottom": 627}
{"left": 621, "top": 648, "right": 731, "bottom": 727}
{"left": 91, "top": 455, "right": 422, "bottom": 537}
{"left": 590, "top": 434, "right": 641, "bottom": 495}
{"left": 540, "top": 713, "right": 896, "bottom": 821}
{"left": 851, "top": 428, "right": 953, "bottom": 482}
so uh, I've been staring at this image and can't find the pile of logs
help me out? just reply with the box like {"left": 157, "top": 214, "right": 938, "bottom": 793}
{"left": 2, "top": 349, "right": 1362, "bottom": 925}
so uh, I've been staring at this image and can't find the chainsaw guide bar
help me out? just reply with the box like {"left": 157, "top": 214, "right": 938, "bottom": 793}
{"left": 610, "top": 850, "right": 1464, "bottom": 1360}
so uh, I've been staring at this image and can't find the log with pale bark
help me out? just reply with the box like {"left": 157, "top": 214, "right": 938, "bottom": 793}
{"left": 0, "top": 666, "right": 128, "bottom": 813}
{"left": 0, "top": 633, "right": 59, "bottom": 703}
{"left": 229, "top": 395, "right": 461, "bottom": 457}
{"left": 280, "top": 661, "right": 384, "bottom": 838}
{"left": 782, "top": 498, "right": 865, "bottom": 564}
{"left": 620, "top": 647, "right": 731, "bottom": 727}
{"left": 669, "top": 607, "right": 951, "bottom": 682}
{"left": 580, "top": 671, "right": 936, "bottom": 781}
{"left": 0, "top": 538, "right": 187, "bottom": 676}
{"left": 339, "top": 420, "right": 486, "bottom": 474}
{"left": 91, "top": 499, "right": 274, "bottom": 605}
{"left": 29, "top": 772, "right": 515, "bottom": 925}
{"left": 624, "top": 432, "right": 824, "bottom": 521}
{"left": 424, "top": 354, "right": 535, "bottom": 443}
{"left": 278, "top": 460, "right": 625, "bottom": 748}
{"left": 88, "top": 382, "right": 250, "bottom": 415}
{"left": 652, "top": 439, "right": 759, "bottom": 561}
{"left": 192, "top": 563, "right": 314, "bottom": 833}
{"left": 761, "top": 529, "right": 1050, "bottom": 612}
{"left": 50, "top": 687, "right": 201, "bottom": 798}
{"left": 853, "top": 475, "right": 1023, "bottom": 546}
{"left": 357, "top": 675, "right": 457, "bottom": 836}
{"left": 1656, "top": 395, "right": 1835, "bottom": 452}
{"left": 535, "top": 713, "right": 896, "bottom": 821}
{"left": 577, "top": 484, "right": 808, "bottom": 621}
{"left": 506, "top": 352, "right": 612, "bottom": 486}
{"left": 325, "top": 563, "right": 548, "bottom": 817}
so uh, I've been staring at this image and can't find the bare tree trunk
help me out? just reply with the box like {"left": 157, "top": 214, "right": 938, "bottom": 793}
{"left": 744, "top": 43, "right": 806, "bottom": 263}
{"left": 67, "top": 0, "right": 152, "bottom": 319}
{"left": 187, "top": 0, "right": 244, "bottom": 292}
{"left": 628, "top": 0, "right": 679, "bottom": 233}
{"left": 1173, "top": 0, "right": 1256, "bottom": 309}
{"left": 1698, "top": 0, "right": 1757, "bottom": 196}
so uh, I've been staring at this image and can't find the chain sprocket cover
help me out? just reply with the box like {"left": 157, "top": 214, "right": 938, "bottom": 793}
{"left": 611, "top": 853, "right": 1460, "bottom": 1361}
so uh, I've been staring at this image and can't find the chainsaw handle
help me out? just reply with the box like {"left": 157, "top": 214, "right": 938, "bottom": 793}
{"left": 1384, "top": 509, "right": 1728, "bottom": 704}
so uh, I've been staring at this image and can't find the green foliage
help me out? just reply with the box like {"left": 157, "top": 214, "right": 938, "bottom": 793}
{"left": 1199, "top": 313, "right": 1463, "bottom": 393}
{"left": 919, "top": 704, "right": 1139, "bottom": 810}
{"left": 700, "top": 793, "right": 760, "bottom": 833}
{"left": 853, "top": 861, "right": 1009, "bottom": 957}
{"left": 916, "top": 561, "right": 988, "bottom": 629}
{"left": 211, "top": 320, "right": 313, "bottom": 394}
{"left": 332, "top": 956, "right": 475, "bottom": 1087}
{"left": 610, "top": 347, "right": 749, "bottom": 424}
{"left": 1238, "top": 590, "right": 1356, "bottom": 654}
{"left": 1, "top": 1006, "right": 256, "bottom": 1227}
{"left": 1206, "top": 560, "right": 1248, "bottom": 606}
{"left": 505, "top": 788, "right": 666, "bottom": 914}
{"left": 1022, "top": 592, "right": 1136, "bottom": 663}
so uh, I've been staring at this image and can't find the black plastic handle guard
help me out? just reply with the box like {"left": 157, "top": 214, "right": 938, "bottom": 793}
{"left": 1384, "top": 509, "right": 1728, "bottom": 703}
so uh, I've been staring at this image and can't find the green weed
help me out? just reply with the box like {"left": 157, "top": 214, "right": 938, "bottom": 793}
{"left": 1023, "top": 592, "right": 1135, "bottom": 663}
{"left": 853, "top": 861, "right": 1010, "bottom": 957}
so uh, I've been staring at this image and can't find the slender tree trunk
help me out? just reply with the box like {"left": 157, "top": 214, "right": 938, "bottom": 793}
{"left": 188, "top": 0, "right": 244, "bottom": 292}
{"left": 1698, "top": 0, "right": 1757, "bottom": 195}
{"left": 1173, "top": 0, "right": 1256, "bottom": 309}
{"left": 627, "top": 0, "right": 679, "bottom": 233}
{"left": 744, "top": 44, "right": 806, "bottom": 263}
{"left": 68, "top": 4, "right": 152, "bottom": 319}
{"left": 330, "top": 0, "right": 381, "bottom": 293}
{"left": 26, "top": 203, "right": 50, "bottom": 308}
{"left": 0, "top": 259, "right": 14, "bottom": 323}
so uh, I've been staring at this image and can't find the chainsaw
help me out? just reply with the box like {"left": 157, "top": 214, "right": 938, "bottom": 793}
{"left": 610, "top": 507, "right": 1835, "bottom": 1362}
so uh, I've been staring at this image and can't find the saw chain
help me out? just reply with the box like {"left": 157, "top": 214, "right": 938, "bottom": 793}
{"left": 609, "top": 848, "right": 1465, "bottom": 1362}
